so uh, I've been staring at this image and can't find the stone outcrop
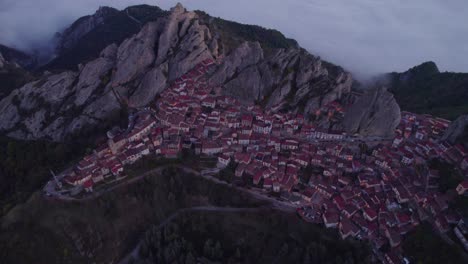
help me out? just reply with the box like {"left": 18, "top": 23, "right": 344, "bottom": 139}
{"left": 208, "top": 44, "right": 352, "bottom": 117}
{"left": 0, "top": 4, "right": 218, "bottom": 141}
{"left": 343, "top": 87, "right": 401, "bottom": 138}
{"left": 0, "top": 3, "right": 396, "bottom": 141}
{"left": 442, "top": 115, "right": 468, "bottom": 144}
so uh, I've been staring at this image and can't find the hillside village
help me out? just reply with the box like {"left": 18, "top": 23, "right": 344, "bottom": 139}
{"left": 45, "top": 59, "right": 468, "bottom": 263}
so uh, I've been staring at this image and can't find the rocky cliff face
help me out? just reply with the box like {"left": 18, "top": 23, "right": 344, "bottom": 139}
{"left": 208, "top": 44, "right": 352, "bottom": 116}
{"left": 342, "top": 87, "right": 401, "bottom": 138}
{"left": 0, "top": 3, "right": 394, "bottom": 141}
{"left": 442, "top": 115, "right": 468, "bottom": 144}
{"left": 0, "top": 4, "right": 217, "bottom": 141}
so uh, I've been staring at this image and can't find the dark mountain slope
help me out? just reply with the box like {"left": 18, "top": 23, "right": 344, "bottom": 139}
{"left": 0, "top": 44, "right": 37, "bottom": 69}
{"left": 45, "top": 5, "right": 168, "bottom": 71}
{"left": 386, "top": 61, "right": 468, "bottom": 120}
{"left": 0, "top": 46, "right": 35, "bottom": 99}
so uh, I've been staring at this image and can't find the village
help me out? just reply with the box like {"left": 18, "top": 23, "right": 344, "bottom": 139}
{"left": 44, "top": 59, "right": 468, "bottom": 264}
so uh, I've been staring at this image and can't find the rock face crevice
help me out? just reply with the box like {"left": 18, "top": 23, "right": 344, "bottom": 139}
{"left": 0, "top": 3, "right": 398, "bottom": 141}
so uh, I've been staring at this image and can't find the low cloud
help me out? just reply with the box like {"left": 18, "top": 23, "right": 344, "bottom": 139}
{"left": 1, "top": 0, "right": 467, "bottom": 77}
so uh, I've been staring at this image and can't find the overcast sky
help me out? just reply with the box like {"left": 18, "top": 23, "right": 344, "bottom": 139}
{"left": 1, "top": 0, "right": 467, "bottom": 78}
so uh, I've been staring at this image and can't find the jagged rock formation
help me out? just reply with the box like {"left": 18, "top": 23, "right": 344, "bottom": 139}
{"left": 0, "top": 4, "right": 217, "bottom": 140}
{"left": 0, "top": 3, "right": 393, "bottom": 141}
{"left": 207, "top": 41, "right": 352, "bottom": 116}
{"left": 442, "top": 115, "right": 468, "bottom": 144}
{"left": 343, "top": 87, "right": 401, "bottom": 138}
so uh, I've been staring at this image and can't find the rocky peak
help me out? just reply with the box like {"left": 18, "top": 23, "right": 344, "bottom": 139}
{"left": 55, "top": 6, "right": 119, "bottom": 54}
{"left": 171, "top": 3, "right": 186, "bottom": 14}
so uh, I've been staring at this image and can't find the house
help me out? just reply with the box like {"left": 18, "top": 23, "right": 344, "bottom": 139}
{"left": 202, "top": 141, "right": 222, "bottom": 155}
{"left": 217, "top": 154, "right": 231, "bottom": 167}
{"left": 128, "top": 117, "right": 156, "bottom": 142}
{"left": 108, "top": 134, "right": 128, "bottom": 154}
{"left": 456, "top": 180, "right": 468, "bottom": 195}
{"left": 385, "top": 228, "right": 402, "bottom": 247}
{"left": 384, "top": 252, "right": 404, "bottom": 264}
{"left": 235, "top": 163, "right": 246, "bottom": 177}
{"left": 234, "top": 152, "right": 251, "bottom": 164}
{"left": 263, "top": 178, "right": 273, "bottom": 189}
{"left": 241, "top": 114, "right": 253, "bottom": 127}
{"left": 83, "top": 179, "right": 94, "bottom": 192}
{"left": 201, "top": 97, "right": 216, "bottom": 108}
{"left": 238, "top": 134, "right": 250, "bottom": 145}
{"left": 363, "top": 207, "right": 378, "bottom": 222}
{"left": 339, "top": 218, "right": 360, "bottom": 239}
{"left": 435, "top": 215, "right": 450, "bottom": 233}
{"left": 323, "top": 211, "right": 340, "bottom": 228}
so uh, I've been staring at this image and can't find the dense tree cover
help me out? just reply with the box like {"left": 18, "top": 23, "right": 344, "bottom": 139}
{"left": 136, "top": 209, "right": 371, "bottom": 264}
{"left": 0, "top": 136, "right": 85, "bottom": 215}
{"left": 428, "top": 158, "right": 464, "bottom": 193}
{"left": 403, "top": 223, "right": 466, "bottom": 264}
{"left": 0, "top": 166, "right": 265, "bottom": 264}
{"left": 386, "top": 61, "right": 468, "bottom": 120}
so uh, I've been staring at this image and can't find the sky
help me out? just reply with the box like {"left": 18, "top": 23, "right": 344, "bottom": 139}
{"left": 0, "top": 0, "right": 467, "bottom": 78}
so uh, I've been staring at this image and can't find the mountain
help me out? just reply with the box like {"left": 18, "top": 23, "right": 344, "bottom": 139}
{"left": 46, "top": 5, "right": 168, "bottom": 71}
{"left": 0, "top": 3, "right": 399, "bottom": 142}
{"left": 385, "top": 61, "right": 468, "bottom": 120}
{"left": 0, "top": 44, "right": 37, "bottom": 69}
{"left": 343, "top": 87, "right": 401, "bottom": 138}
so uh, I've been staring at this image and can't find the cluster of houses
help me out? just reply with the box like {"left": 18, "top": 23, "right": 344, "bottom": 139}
{"left": 55, "top": 59, "right": 468, "bottom": 262}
